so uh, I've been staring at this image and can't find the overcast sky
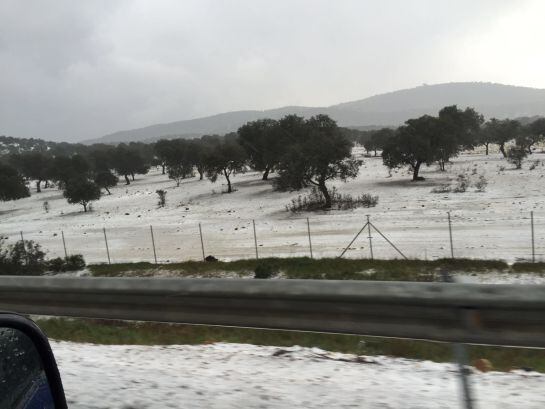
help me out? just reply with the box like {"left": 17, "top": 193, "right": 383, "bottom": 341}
{"left": 1, "top": 0, "right": 545, "bottom": 142}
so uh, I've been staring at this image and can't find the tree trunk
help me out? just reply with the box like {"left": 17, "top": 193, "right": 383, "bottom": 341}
{"left": 262, "top": 167, "right": 270, "bottom": 181}
{"left": 318, "top": 180, "right": 331, "bottom": 208}
{"left": 44, "top": 180, "right": 49, "bottom": 188}
{"left": 499, "top": 143, "right": 506, "bottom": 158}
{"left": 83, "top": 203, "right": 87, "bottom": 212}
{"left": 36, "top": 180, "right": 41, "bottom": 193}
{"left": 131, "top": 173, "right": 135, "bottom": 181}
{"left": 105, "top": 187, "right": 111, "bottom": 195}
{"left": 224, "top": 169, "right": 232, "bottom": 193}
{"left": 412, "top": 162, "right": 422, "bottom": 181}
{"left": 124, "top": 174, "right": 130, "bottom": 185}
{"left": 161, "top": 164, "right": 166, "bottom": 175}
{"left": 374, "top": 149, "right": 377, "bottom": 157}
{"left": 485, "top": 142, "right": 489, "bottom": 156}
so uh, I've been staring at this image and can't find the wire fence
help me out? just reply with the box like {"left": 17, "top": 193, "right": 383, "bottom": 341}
{"left": 3, "top": 210, "right": 544, "bottom": 265}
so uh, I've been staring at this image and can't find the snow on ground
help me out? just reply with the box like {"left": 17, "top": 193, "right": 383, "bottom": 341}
{"left": 453, "top": 271, "right": 545, "bottom": 285}
{"left": 1, "top": 150, "right": 545, "bottom": 263}
{"left": 51, "top": 341, "right": 545, "bottom": 409}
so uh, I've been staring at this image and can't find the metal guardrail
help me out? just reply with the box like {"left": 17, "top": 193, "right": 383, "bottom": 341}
{"left": 1, "top": 276, "right": 545, "bottom": 348}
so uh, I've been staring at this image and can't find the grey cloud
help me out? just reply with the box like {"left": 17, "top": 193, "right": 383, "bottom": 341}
{"left": 0, "top": 0, "right": 540, "bottom": 141}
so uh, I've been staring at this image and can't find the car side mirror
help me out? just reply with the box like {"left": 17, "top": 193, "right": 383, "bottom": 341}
{"left": 0, "top": 314, "right": 67, "bottom": 409}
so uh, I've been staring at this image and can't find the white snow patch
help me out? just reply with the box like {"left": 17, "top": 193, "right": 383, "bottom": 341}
{"left": 51, "top": 341, "right": 545, "bottom": 409}
{"left": 453, "top": 272, "right": 545, "bottom": 285}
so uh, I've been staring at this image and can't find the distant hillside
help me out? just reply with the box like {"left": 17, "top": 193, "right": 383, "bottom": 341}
{"left": 0, "top": 135, "right": 87, "bottom": 156}
{"left": 86, "top": 82, "right": 545, "bottom": 144}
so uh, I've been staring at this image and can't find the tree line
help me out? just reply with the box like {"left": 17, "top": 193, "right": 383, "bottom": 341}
{"left": 155, "top": 114, "right": 358, "bottom": 206}
{"left": 1, "top": 107, "right": 544, "bottom": 210}
{"left": 0, "top": 142, "right": 154, "bottom": 209}
{"left": 0, "top": 114, "right": 360, "bottom": 209}
{"left": 359, "top": 109, "right": 545, "bottom": 180}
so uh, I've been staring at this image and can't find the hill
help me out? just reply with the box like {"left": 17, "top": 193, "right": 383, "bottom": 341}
{"left": 83, "top": 82, "right": 545, "bottom": 144}
{"left": 0, "top": 135, "right": 87, "bottom": 156}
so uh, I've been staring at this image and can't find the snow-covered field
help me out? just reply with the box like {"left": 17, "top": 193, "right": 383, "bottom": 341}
{"left": 52, "top": 341, "right": 545, "bottom": 409}
{"left": 1, "top": 149, "right": 545, "bottom": 263}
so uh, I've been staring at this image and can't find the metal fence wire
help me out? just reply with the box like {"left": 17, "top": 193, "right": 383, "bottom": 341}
{"left": 2, "top": 211, "right": 543, "bottom": 265}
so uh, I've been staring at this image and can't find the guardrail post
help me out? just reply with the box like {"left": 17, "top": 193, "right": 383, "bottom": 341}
{"left": 448, "top": 211, "right": 454, "bottom": 259}
{"left": 453, "top": 343, "right": 474, "bottom": 409}
{"left": 61, "top": 230, "right": 68, "bottom": 259}
{"left": 307, "top": 218, "right": 313, "bottom": 259}
{"left": 103, "top": 227, "right": 111, "bottom": 265}
{"left": 531, "top": 211, "right": 535, "bottom": 262}
{"left": 150, "top": 225, "right": 158, "bottom": 264}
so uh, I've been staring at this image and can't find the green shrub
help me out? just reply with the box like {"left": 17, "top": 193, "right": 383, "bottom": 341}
{"left": 65, "top": 254, "right": 86, "bottom": 270}
{"left": 286, "top": 186, "right": 378, "bottom": 212}
{"left": 254, "top": 263, "right": 277, "bottom": 279}
{"left": 46, "top": 254, "right": 86, "bottom": 272}
{"left": 46, "top": 257, "right": 65, "bottom": 272}
{"left": 0, "top": 238, "right": 46, "bottom": 275}
{"left": 0, "top": 238, "right": 85, "bottom": 275}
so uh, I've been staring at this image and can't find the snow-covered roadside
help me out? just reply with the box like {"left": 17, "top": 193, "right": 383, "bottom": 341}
{"left": 51, "top": 342, "right": 544, "bottom": 409}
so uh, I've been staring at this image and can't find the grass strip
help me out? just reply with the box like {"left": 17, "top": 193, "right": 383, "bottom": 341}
{"left": 37, "top": 318, "right": 545, "bottom": 373}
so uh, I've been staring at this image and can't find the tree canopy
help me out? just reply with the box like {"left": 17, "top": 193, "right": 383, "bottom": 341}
{"left": 363, "top": 128, "right": 394, "bottom": 156}
{"left": 0, "top": 163, "right": 29, "bottom": 201}
{"left": 483, "top": 118, "right": 521, "bottom": 157}
{"left": 275, "top": 114, "right": 361, "bottom": 208}
{"left": 94, "top": 170, "right": 118, "bottom": 195}
{"left": 237, "top": 118, "right": 285, "bottom": 180}
{"left": 204, "top": 137, "right": 247, "bottom": 193}
{"left": 63, "top": 178, "right": 101, "bottom": 212}
{"left": 12, "top": 151, "right": 50, "bottom": 192}
{"left": 434, "top": 106, "right": 483, "bottom": 170}
{"left": 113, "top": 144, "right": 149, "bottom": 184}
{"left": 382, "top": 115, "right": 438, "bottom": 181}
{"left": 383, "top": 106, "right": 483, "bottom": 179}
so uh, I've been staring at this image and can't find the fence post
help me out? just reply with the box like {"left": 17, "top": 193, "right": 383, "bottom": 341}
{"left": 103, "top": 227, "right": 111, "bottom": 265}
{"left": 447, "top": 211, "right": 454, "bottom": 259}
{"left": 367, "top": 215, "right": 374, "bottom": 260}
{"left": 531, "top": 211, "right": 535, "bottom": 263}
{"left": 198, "top": 223, "right": 206, "bottom": 261}
{"left": 369, "top": 221, "right": 408, "bottom": 260}
{"left": 252, "top": 220, "right": 259, "bottom": 260}
{"left": 150, "top": 225, "right": 158, "bottom": 264}
{"left": 338, "top": 221, "right": 369, "bottom": 259}
{"left": 61, "top": 230, "right": 68, "bottom": 259}
{"left": 306, "top": 218, "right": 313, "bottom": 259}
